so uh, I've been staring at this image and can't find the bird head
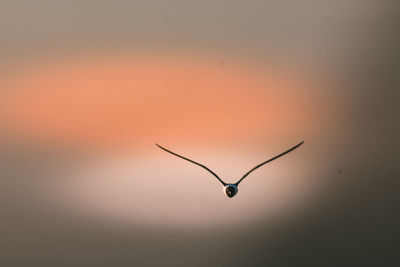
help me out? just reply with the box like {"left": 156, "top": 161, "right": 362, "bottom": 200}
{"left": 224, "top": 184, "right": 238, "bottom": 198}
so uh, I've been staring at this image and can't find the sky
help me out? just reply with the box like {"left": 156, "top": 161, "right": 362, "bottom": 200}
{"left": 0, "top": 1, "right": 399, "bottom": 266}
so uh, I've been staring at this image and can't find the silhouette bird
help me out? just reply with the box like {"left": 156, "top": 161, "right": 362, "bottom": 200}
{"left": 156, "top": 141, "right": 304, "bottom": 198}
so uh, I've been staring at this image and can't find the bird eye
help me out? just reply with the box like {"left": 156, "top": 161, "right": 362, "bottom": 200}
{"left": 226, "top": 187, "right": 234, "bottom": 196}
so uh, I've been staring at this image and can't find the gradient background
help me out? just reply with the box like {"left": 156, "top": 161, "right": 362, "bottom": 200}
{"left": 0, "top": 1, "right": 399, "bottom": 266}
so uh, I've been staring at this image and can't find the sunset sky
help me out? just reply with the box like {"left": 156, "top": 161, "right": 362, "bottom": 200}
{"left": 0, "top": 1, "right": 398, "bottom": 266}
{"left": 0, "top": 49, "right": 338, "bottom": 228}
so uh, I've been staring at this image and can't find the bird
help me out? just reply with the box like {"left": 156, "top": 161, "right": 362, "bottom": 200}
{"left": 156, "top": 141, "right": 304, "bottom": 198}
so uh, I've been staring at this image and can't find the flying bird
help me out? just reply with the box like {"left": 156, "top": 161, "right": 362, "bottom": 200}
{"left": 156, "top": 141, "right": 304, "bottom": 198}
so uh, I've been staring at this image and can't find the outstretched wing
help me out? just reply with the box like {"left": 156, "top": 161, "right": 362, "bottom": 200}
{"left": 234, "top": 141, "right": 304, "bottom": 186}
{"left": 156, "top": 144, "right": 227, "bottom": 186}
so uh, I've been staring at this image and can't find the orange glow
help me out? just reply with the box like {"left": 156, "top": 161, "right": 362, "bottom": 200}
{"left": 0, "top": 52, "right": 321, "bottom": 151}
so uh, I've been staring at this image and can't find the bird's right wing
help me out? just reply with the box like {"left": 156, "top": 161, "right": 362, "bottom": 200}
{"left": 156, "top": 144, "right": 227, "bottom": 186}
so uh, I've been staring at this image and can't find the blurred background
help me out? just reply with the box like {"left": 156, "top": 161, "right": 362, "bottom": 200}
{"left": 0, "top": 1, "right": 399, "bottom": 266}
